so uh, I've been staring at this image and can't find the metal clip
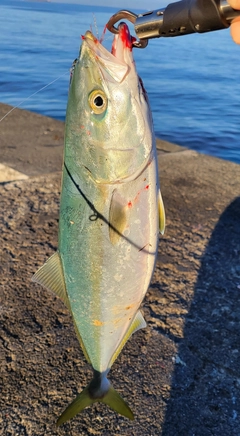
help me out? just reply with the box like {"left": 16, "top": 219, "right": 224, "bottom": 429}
{"left": 106, "top": 10, "right": 148, "bottom": 48}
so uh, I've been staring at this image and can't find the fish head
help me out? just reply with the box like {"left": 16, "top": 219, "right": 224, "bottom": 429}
{"left": 66, "top": 24, "right": 154, "bottom": 184}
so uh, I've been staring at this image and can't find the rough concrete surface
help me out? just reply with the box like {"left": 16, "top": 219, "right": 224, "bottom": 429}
{"left": 0, "top": 104, "right": 240, "bottom": 435}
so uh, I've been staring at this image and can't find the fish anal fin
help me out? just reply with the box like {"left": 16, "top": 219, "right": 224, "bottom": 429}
{"left": 109, "top": 310, "right": 146, "bottom": 368}
{"left": 158, "top": 190, "right": 165, "bottom": 235}
{"left": 131, "top": 310, "right": 147, "bottom": 332}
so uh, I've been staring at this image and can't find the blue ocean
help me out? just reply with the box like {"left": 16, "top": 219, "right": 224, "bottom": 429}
{"left": 1, "top": 0, "right": 240, "bottom": 164}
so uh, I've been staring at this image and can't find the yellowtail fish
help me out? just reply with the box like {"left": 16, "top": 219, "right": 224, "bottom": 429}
{"left": 32, "top": 22, "right": 165, "bottom": 424}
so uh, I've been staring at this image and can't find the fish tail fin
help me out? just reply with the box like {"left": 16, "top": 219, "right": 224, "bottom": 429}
{"left": 56, "top": 385, "right": 93, "bottom": 426}
{"left": 101, "top": 385, "right": 134, "bottom": 420}
{"left": 56, "top": 372, "right": 134, "bottom": 426}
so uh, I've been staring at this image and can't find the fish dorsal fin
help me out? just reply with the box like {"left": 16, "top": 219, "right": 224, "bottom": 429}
{"left": 158, "top": 190, "right": 166, "bottom": 235}
{"left": 109, "top": 310, "right": 146, "bottom": 368}
{"left": 109, "top": 189, "right": 128, "bottom": 245}
{"left": 31, "top": 251, "right": 69, "bottom": 308}
{"left": 31, "top": 252, "right": 91, "bottom": 363}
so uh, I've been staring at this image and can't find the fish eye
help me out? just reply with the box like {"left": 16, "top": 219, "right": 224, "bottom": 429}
{"left": 89, "top": 90, "right": 107, "bottom": 114}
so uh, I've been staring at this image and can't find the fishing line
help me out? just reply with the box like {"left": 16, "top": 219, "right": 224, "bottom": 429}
{"left": 0, "top": 71, "right": 69, "bottom": 124}
{"left": 64, "top": 162, "right": 156, "bottom": 256}
{"left": 92, "top": 13, "right": 99, "bottom": 39}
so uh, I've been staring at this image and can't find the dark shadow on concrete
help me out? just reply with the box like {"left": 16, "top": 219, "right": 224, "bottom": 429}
{"left": 161, "top": 197, "right": 240, "bottom": 436}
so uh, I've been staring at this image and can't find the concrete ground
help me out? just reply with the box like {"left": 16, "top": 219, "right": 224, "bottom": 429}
{"left": 0, "top": 103, "right": 240, "bottom": 435}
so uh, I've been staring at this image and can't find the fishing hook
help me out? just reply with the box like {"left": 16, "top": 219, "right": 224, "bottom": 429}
{"left": 106, "top": 10, "right": 148, "bottom": 49}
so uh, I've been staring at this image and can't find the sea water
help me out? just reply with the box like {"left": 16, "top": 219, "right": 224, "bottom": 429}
{"left": 1, "top": 0, "right": 240, "bottom": 163}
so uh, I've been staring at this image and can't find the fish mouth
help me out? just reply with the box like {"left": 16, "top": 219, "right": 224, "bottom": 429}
{"left": 111, "top": 22, "right": 133, "bottom": 59}
{"left": 82, "top": 27, "right": 134, "bottom": 83}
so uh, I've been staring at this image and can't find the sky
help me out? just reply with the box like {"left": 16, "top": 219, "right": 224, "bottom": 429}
{"left": 50, "top": 0, "right": 168, "bottom": 10}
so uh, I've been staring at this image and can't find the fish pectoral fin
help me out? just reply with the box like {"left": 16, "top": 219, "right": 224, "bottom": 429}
{"left": 31, "top": 251, "right": 70, "bottom": 309}
{"left": 109, "top": 310, "right": 147, "bottom": 367}
{"left": 32, "top": 252, "right": 91, "bottom": 364}
{"left": 109, "top": 189, "right": 128, "bottom": 245}
{"left": 158, "top": 190, "right": 166, "bottom": 235}
{"left": 57, "top": 383, "right": 133, "bottom": 426}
